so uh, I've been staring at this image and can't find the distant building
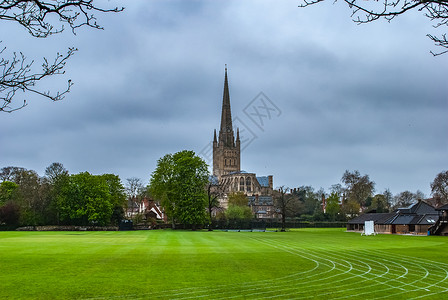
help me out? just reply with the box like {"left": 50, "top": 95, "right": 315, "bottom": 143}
{"left": 432, "top": 204, "right": 448, "bottom": 236}
{"left": 347, "top": 200, "right": 439, "bottom": 235}
{"left": 210, "top": 67, "right": 275, "bottom": 218}
{"left": 126, "top": 197, "right": 166, "bottom": 222}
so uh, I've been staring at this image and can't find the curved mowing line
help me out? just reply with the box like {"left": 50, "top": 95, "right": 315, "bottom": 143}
{"left": 168, "top": 235, "right": 447, "bottom": 300}
{"left": 250, "top": 239, "right": 400, "bottom": 299}
{"left": 247, "top": 238, "right": 371, "bottom": 298}
{"left": 83, "top": 233, "right": 448, "bottom": 300}
{"left": 330, "top": 257, "right": 426, "bottom": 299}
{"left": 222, "top": 236, "right": 400, "bottom": 299}
{"left": 309, "top": 245, "right": 442, "bottom": 299}
{"left": 370, "top": 250, "right": 448, "bottom": 299}
{"left": 170, "top": 235, "right": 352, "bottom": 300}
{"left": 227, "top": 237, "right": 355, "bottom": 299}
{"left": 324, "top": 247, "right": 447, "bottom": 300}
{"left": 87, "top": 237, "right": 324, "bottom": 300}
{"left": 170, "top": 238, "right": 337, "bottom": 300}
{"left": 244, "top": 237, "right": 444, "bottom": 300}
{"left": 305, "top": 250, "right": 403, "bottom": 299}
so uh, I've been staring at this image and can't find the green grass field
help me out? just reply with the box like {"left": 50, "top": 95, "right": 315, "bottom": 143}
{"left": 1, "top": 228, "right": 448, "bottom": 299}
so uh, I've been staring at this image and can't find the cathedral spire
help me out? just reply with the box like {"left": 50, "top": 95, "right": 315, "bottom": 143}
{"left": 219, "top": 65, "right": 234, "bottom": 147}
{"left": 213, "top": 66, "right": 241, "bottom": 178}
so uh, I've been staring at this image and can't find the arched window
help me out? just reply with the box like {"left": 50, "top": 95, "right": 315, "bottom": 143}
{"left": 246, "top": 177, "right": 251, "bottom": 192}
{"left": 240, "top": 177, "right": 244, "bottom": 191}
{"left": 233, "top": 178, "right": 238, "bottom": 191}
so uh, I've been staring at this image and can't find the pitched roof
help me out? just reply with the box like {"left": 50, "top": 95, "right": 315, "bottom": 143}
{"left": 415, "top": 214, "right": 438, "bottom": 225}
{"left": 347, "top": 213, "right": 395, "bottom": 224}
{"left": 256, "top": 176, "right": 270, "bottom": 187}
{"left": 397, "top": 200, "right": 436, "bottom": 214}
{"left": 436, "top": 204, "right": 448, "bottom": 211}
{"left": 391, "top": 215, "right": 415, "bottom": 225}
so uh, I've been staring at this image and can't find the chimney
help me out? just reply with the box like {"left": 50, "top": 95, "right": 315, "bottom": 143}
{"left": 268, "top": 175, "right": 273, "bottom": 189}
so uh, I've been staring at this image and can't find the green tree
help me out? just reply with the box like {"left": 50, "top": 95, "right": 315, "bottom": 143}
{"left": 101, "top": 174, "right": 126, "bottom": 225}
{"left": 149, "top": 150, "right": 209, "bottom": 229}
{"left": 225, "top": 205, "right": 253, "bottom": 220}
{"left": 228, "top": 192, "right": 248, "bottom": 206}
{"left": 293, "top": 186, "right": 319, "bottom": 216}
{"left": 13, "top": 169, "right": 46, "bottom": 225}
{"left": 0, "top": 181, "right": 19, "bottom": 204}
{"left": 58, "top": 172, "right": 114, "bottom": 226}
{"left": 341, "top": 170, "right": 375, "bottom": 210}
{"left": 0, "top": 181, "right": 21, "bottom": 226}
{"left": 342, "top": 199, "right": 361, "bottom": 218}
{"left": 225, "top": 192, "right": 253, "bottom": 222}
{"left": 149, "top": 153, "right": 176, "bottom": 226}
{"left": 44, "top": 162, "right": 69, "bottom": 224}
{"left": 326, "top": 192, "right": 341, "bottom": 221}
{"left": 370, "top": 194, "right": 390, "bottom": 213}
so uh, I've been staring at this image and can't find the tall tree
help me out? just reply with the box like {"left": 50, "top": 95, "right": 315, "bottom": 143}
{"left": 58, "top": 172, "right": 115, "bottom": 226}
{"left": 126, "top": 177, "right": 144, "bottom": 199}
{"left": 0, "top": 166, "right": 26, "bottom": 182}
{"left": 13, "top": 168, "right": 45, "bottom": 225}
{"left": 392, "top": 190, "right": 425, "bottom": 209}
{"left": 149, "top": 150, "right": 209, "bottom": 229}
{"left": 0, "top": 180, "right": 19, "bottom": 204}
{"left": 44, "top": 162, "right": 69, "bottom": 224}
{"left": 45, "top": 162, "right": 68, "bottom": 184}
{"left": 326, "top": 192, "right": 342, "bottom": 221}
{"left": 431, "top": 170, "right": 448, "bottom": 204}
{"left": 370, "top": 194, "right": 390, "bottom": 213}
{"left": 299, "top": 0, "right": 448, "bottom": 55}
{"left": 149, "top": 153, "right": 176, "bottom": 227}
{"left": 125, "top": 177, "right": 145, "bottom": 217}
{"left": 101, "top": 174, "right": 126, "bottom": 225}
{"left": 206, "top": 177, "right": 224, "bottom": 230}
{"left": 294, "top": 185, "right": 318, "bottom": 216}
{"left": 0, "top": 1, "right": 124, "bottom": 112}
{"left": 341, "top": 170, "right": 375, "bottom": 210}
{"left": 274, "top": 186, "right": 299, "bottom": 232}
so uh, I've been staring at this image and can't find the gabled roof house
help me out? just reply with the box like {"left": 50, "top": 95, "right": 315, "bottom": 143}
{"left": 347, "top": 200, "right": 439, "bottom": 235}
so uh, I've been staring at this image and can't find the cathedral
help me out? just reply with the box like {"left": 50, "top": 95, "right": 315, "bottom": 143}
{"left": 211, "top": 67, "right": 274, "bottom": 219}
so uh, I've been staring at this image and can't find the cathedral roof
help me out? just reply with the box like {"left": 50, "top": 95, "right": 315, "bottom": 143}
{"left": 256, "top": 176, "right": 271, "bottom": 187}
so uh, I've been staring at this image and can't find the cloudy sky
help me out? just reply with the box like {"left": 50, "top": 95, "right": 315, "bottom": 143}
{"left": 1, "top": 0, "right": 446, "bottom": 196}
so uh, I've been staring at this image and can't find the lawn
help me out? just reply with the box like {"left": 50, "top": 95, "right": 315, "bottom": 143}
{"left": 1, "top": 228, "right": 448, "bottom": 299}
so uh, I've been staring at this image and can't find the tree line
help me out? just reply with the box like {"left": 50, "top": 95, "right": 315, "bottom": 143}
{"left": 274, "top": 169, "right": 448, "bottom": 230}
{"left": 0, "top": 163, "right": 126, "bottom": 227}
{"left": 1, "top": 154, "right": 447, "bottom": 230}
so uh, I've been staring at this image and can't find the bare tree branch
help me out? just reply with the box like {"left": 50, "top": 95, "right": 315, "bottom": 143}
{"left": 299, "top": 0, "right": 448, "bottom": 55}
{"left": 0, "top": 0, "right": 124, "bottom": 37}
{"left": 0, "top": 1, "right": 124, "bottom": 112}
{"left": 1, "top": 45, "right": 76, "bottom": 112}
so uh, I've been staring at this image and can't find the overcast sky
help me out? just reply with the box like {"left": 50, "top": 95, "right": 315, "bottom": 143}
{"left": 1, "top": 0, "right": 446, "bottom": 196}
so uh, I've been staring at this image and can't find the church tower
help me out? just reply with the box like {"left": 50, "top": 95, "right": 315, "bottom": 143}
{"left": 213, "top": 66, "right": 241, "bottom": 178}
